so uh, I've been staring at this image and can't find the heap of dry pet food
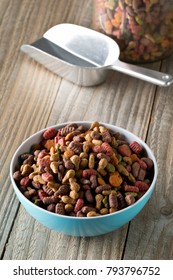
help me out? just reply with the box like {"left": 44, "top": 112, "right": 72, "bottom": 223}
{"left": 13, "top": 122, "right": 154, "bottom": 217}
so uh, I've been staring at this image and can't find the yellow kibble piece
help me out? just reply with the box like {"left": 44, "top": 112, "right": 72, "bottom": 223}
{"left": 50, "top": 161, "right": 59, "bottom": 173}
{"left": 62, "top": 169, "right": 75, "bottom": 183}
{"left": 69, "top": 190, "right": 79, "bottom": 200}
{"left": 95, "top": 194, "right": 103, "bottom": 210}
{"left": 70, "top": 155, "right": 80, "bottom": 170}
{"left": 20, "top": 164, "right": 33, "bottom": 176}
{"left": 100, "top": 208, "right": 109, "bottom": 215}
{"left": 69, "top": 178, "right": 80, "bottom": 192}
{"left": 89, "top": 153, "right": 95, "bottom": 169}
{"left": 33, "top": 175, "right": 45, "bottom": 184}
{"left": 98, "top": 158, "right": 108, "bottom": 169}
{"left": 65, "top": 204, "right": 74, "bottom": 213}
{"left": 87, "top": 211, "right": 100, "bottom": 217}
{"left": 61, "top": 195, "right": 76, "bottom": 204}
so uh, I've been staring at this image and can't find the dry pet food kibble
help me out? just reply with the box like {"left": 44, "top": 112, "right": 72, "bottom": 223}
{"left": 93, "top": 0, "right": 173, "bottom": 62}
{"left": 13, "top": 122, "right": 154, "bottom": 217}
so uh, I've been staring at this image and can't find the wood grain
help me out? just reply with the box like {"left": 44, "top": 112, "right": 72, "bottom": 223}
{"left": 1, "top": 0, "right": 173, "bottom": 260}
{"left": 123, "top": 57, "right": 173, "bottom": 260}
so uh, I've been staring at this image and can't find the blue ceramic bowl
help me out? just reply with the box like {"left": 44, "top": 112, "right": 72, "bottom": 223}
{"left": 10, "top": 122, "right": 158, "bottom": 237}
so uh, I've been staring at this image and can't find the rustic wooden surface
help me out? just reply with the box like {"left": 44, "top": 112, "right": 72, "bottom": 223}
{"left": 1, "top": 0, "right": 173, "bottom": 260}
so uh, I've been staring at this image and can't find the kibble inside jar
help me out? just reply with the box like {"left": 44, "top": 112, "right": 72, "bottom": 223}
{"left": 92, "top": 0, "right": 173, "bottom": 63}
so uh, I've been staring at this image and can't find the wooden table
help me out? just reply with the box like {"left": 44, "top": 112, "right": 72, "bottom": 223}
{"left": 1, "top": 0, "right": 173, "bottom": 260}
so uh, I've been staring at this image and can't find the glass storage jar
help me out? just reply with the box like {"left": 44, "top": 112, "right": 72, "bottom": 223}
{"left": 92, "top": 0, "right": 173, "bottom": 63}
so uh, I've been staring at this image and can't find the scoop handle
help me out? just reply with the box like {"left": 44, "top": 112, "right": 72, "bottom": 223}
{"left": 110, "top": 60, "right": 173, "bottom": 87}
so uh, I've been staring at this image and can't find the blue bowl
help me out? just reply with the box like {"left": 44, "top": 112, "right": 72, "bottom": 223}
{"left": 10, "top": 122, "right": 158, "bottom": 236}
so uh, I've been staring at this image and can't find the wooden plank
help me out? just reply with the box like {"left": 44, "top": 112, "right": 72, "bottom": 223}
{"left": 0, "top": 0, "right": 92, "bottom": 258}
{"left": 123, "top": 56, "right": 173, "bottom": 259}
{"left": 1, "top": 0, "right": 168, "bottom": 260}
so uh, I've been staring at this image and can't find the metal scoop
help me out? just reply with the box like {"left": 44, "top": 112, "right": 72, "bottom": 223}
{"left": 21, "top": 23, "right": 173, "bottom": 87}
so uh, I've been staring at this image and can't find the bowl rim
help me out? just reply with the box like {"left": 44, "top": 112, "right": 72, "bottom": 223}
{"left": 10, "top": 121, "right": 158, "bottom": 220}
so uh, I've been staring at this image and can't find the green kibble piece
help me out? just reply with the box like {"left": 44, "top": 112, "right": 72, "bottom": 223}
{"left": 111, "top": 137, "right": 118, "bottom": 148}
{"left": 117, "top": 154, "right": 122, "bottom": 162}
{"left": 56, "top": 144, "right": 61, "bottom": 154}
{"left": 34, "top": 199, "right": 42, "bottom": 206}
{"left": 106, "top": 163, "right": 115, "bottom": 172}
{"left": 128, "top": 173, "right": 136, "bottom": 183}
{"left": 123, "top": 156, "right": 132, "bottom": 165}
{"left": 135, "top": 16, "right": 143, "bottom": 25}
{"left": 125, "top": 192, "right": 138, "bottom": 197}
{"left": 117, "top": 164, "right": 129, "bottom": 176}
{"left": 102, "top": 197, "right": 109, "bottom": 208}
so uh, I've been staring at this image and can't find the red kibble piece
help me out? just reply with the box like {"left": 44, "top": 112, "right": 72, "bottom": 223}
{"left": 20, "top": 176, "right": 30, "bottom": 187}
{"left": 57, "top": 137, "right": 66, "bottom": 146}
{"left": 43, "top": 127, "right": 57, "bottom": 140}
{"left": 54, "top": 135, "right": 61, "bottom": 145}
{"left": 118, "top": 144, "right": 132, "bottom": 157}
{"left": 38, "top": 190, "right": 47, "bottom": 201}
{"left": 135, "top": 181, "right": 149, "bottom": 191}
{"left": 82, "top": 169, "right": 97, "bottom": 178}
{"left": 130, "top": 141, "right": 142, "bottom": 154}
{"left": 92, "top": 145, "right": 103, "bottom": 153}
{"left": 101, "top": 142, "right": 113, "bottom": 155}
{"left": 124, "top": 185, "right": 139, "bottom": 193}
{"left": 42, "top": 172, "right": 54, "bottom": 182}
{"left": 37, "top": 156, "right": 51, "bottom": 167}
{"left": 141, "top": 157, "right": 154, "bottom": 170}
{"left": 74, "top": 198, "right": 84, "bottom": 213}
{"left": 138, "top": 159, "right": 148, "bottom": 170}
{"left": 38, "top": 150, "right": 48, "bottom": 159}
